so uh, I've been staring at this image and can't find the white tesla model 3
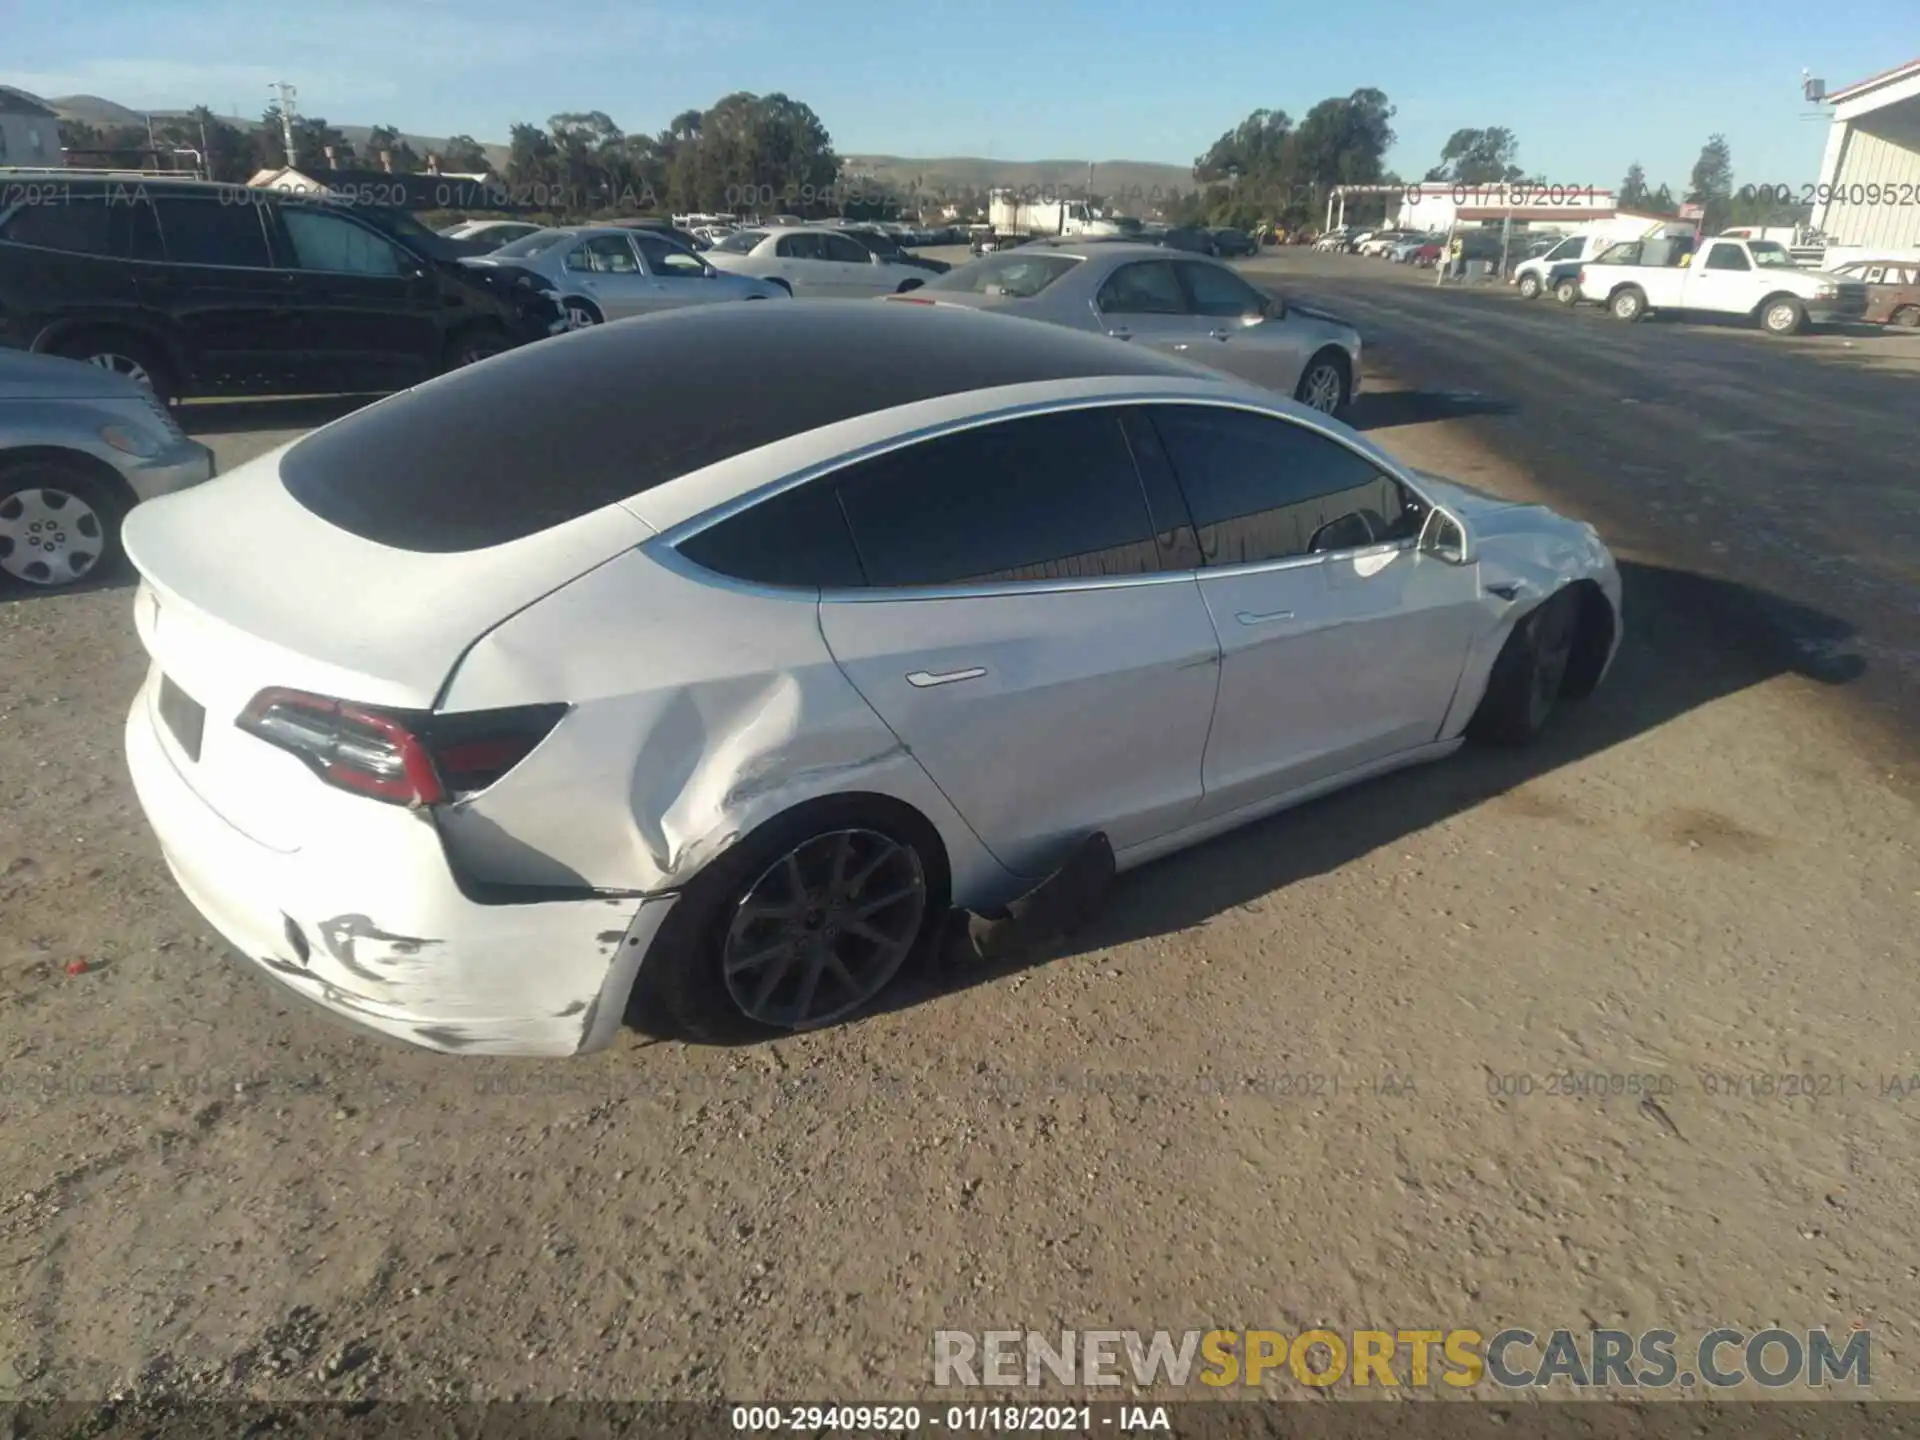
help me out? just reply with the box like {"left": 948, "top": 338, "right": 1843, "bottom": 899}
{"left": 122, "top": 300, "right": 1621, "bottom": 1057}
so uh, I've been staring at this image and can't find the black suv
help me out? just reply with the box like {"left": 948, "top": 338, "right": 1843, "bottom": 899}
{"left": 0, "top": 178, "right": 561, "bottom": 402}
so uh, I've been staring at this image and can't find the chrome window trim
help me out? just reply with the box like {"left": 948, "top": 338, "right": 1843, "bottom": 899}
{"left": 653, "top": 392, "right": 1431, "bottom": 598}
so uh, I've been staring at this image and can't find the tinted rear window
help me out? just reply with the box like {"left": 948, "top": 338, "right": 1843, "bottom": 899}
{"left": 278, "top": 299, "right": 1206, "bottom": 553}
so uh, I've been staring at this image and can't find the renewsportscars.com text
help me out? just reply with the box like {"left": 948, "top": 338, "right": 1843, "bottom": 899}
{"left": 932, "top": 1327, "right": 1870, "bottom": 1390}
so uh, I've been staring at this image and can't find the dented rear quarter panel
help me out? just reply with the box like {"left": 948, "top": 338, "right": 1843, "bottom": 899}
{"left": 433, "top": 545, "right": 1022, "bottom": 910}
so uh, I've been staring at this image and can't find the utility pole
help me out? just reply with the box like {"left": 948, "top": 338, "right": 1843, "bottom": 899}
{"left": 270, "top": 82, "right": 298, "bottom": 167}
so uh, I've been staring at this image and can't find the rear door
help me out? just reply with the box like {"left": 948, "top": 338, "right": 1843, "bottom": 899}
{"left": 819, "top": 231, "right": 892, "bottom": 294}
{"left": 1092, "top": 258, "right": 1202, "bottom": 349}
{"left": 263, "top": 204, "right": 442, "bottom": 388}
{"left": 812, "top": 406, "right": 1221, "bottom": 876}
{"left": 1144, "top": 402, "right": 1483, "bottom": 819}
{"left": 773, "top": 232, "right": 836, "bottom": 295}
{"left": 142, "top": 195, "right": 306, "bottom": 391}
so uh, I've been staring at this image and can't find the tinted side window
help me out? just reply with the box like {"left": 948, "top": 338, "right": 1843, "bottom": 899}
{"left": 1175, "top": 260, "right": 1264, "bottom": 317}
{"left": 1097, "top": 261, "right": 1186, "bottom": 315}
{"left": 679, "top": 482, "right": 866, "bottom": 589}
{"left": 154, "top": 198, "right": 272, "bottom": 267}
{"left": 1704, "top": 243, "right": 1750, "bottom": 272}
{"left": 835, "top": 410, "right": 1158, "bottom": 587}
{"left": 776, "top": 233, "right": 823, "bottom": 260}
{"left": 1148, "top": 406, "right": 1420, "bottom": 566}
{"left": 1, "top": 197, "right": 114, "bottom": 254}
{"left": 279, "top": 209, "right": 403, "bottom": 275}
{"left": 821, "top": 233, "right": 872, "bottom": 264}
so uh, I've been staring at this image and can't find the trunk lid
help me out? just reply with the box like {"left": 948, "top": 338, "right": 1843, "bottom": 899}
{"left": 122, "top": 442, "right": 651, "bottom": 850}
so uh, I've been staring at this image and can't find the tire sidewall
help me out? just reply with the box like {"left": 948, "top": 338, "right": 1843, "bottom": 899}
{"left": 1518, "top": 274, "right": 1541, "bottom": 299}
{"left": 0, "top": 457, "right": 128, "bottom": 590}
{"left": 627, "top": 795, "right": 951, "bottom": 1044}
{"left": 1611, "top": 289, "right": 1643, "bottom": 321}
{"left": 1762, "top": 299, "right": 1803, "bottom": 335}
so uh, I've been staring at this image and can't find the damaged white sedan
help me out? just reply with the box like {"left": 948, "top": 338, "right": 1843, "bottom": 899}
{"left": 122, "top": 299, "right": 1621, "bottom": 1057}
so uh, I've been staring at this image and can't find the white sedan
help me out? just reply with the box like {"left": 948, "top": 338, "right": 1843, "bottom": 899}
{"left": 122, "top": 300, "right": 1621, "bottom": 1057}
{"left": 703, "top": 225, "right": 931, "bottom": 296}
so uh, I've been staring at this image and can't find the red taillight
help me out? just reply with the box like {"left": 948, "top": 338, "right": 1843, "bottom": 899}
{"left": 236, "top": 688, "right": 566, "bottom": 807}
{"left": 1578, "top": 267, "right": 1587, "bottom": 285}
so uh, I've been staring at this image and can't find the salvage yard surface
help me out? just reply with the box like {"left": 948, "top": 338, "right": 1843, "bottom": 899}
{"left": 2, "top": 256, "right": 1918, "bottom": 1404}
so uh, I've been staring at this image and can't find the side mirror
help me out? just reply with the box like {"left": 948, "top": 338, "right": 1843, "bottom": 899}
{"left": 1418, "top": 506, "right": 1472, "bottom": 565}
{"left": 1263, "top": 294, "right": 1285, "bottom": 320}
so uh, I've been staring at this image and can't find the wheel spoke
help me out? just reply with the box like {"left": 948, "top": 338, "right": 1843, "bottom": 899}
{"left": 854, "top": 884, "right": 918, "bottom": 917}
{"left": 845, "top": 844, "right": 895, "bottom": 892}
{"left": 791, "top": 951, "right": 825, "bottom": 1023}
{"left": 820, "top": 949, "right": 860, "bottom": 993}
{"left": 842, "top": 915, "right": 899, "bottom": 948}
{"left": 725, "top": 936, "right": 796, "bottom": 976}
{"left": 737, "top": 897, "right": 806, "bottom": 924}
{"left": 750, "top": 950, "right": 798, "bottom": 1013}
{"left": 829, "top": 831, "right": 852, "bottom": 893}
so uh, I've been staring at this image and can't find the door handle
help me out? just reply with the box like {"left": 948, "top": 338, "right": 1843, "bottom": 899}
{"left": 1208, "top": 328, "right": 1233, "bottom": 340}
{"left": 906, "top": 667, "right": 987, "bottom": 688}
{"left": 1235, "top": 609, "right": 1295, "bottom": 625}
{"left": 1106, "top": 327, "right": 1132, "bottom": 340}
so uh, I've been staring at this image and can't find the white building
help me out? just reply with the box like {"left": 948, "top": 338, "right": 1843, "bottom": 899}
{"left": 0, "top": 87, "right": 60, "bottom": 168}
{"left": 1809, "top": 57, "right": 1920, "bottom": 251}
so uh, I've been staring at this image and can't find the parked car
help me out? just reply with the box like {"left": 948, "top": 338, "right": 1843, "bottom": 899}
{"left": 1389, "top": 235, "right": 1437, "bottom": 263}
{"left": 1825, "top": 258, "right": 1920, "bottom": 326}
{"left": 1312, "top": 228, "right": 1357, "bottom": 253}
{"left": 1410, "top": 243, "right": 1441, "bottom": 268}
{"left": 607, "top": 218, "right": 708, "bottom": 252}
{"left": 0, "top": 178, "right": 560, "bottom": 404}
{"left": 1578, "top": 236, "right": 1866, "bottom": 335}
{"left": 1208, "top": 227, "right": 1259, "bottom": 257}
{"left": 438, "top": 219, "right": 544, "bottom": 250}
{"left": 894, "top": 242, "right": 1363, "bottom": 416}
{"left": 459, "top": 226, "right": 788, "bottom": 329}
{"left": 0, "top": 349, "right": 213, "bottom": 588}
{"left": 1357, "top": 231, "right": 1418, "bottom": 258}
{"left": 121, "top": 298, "right": 1621, "bottom": 1055}
{"left": 1512, "top": 232, "right": 1615, "bottom": 299}
{"left": 704, "top": 226, "right": 931, "bottom": 296}
{"left": 1159, "top": 226, "right": 1222, "bottom": 257}
{"left": 840, "top": 226, "right": 952, "bottom": 275}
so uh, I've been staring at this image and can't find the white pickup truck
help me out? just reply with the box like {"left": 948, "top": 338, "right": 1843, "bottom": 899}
{"left": 1576, "top": 236, "right": 1870, "bottom": 335}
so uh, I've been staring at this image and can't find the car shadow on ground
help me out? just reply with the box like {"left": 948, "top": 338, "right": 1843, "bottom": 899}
{"left": 0, "top": 567, "right": 137, "bottom": 607}
{"left": 872, "top": 559, "right": 1868, "bottom": 1018}
{"left": 175, "top": 394, "right": 381, "bottom": 436}
{"left": 1345, "top": 390, "right": 1518, "bottom": 431}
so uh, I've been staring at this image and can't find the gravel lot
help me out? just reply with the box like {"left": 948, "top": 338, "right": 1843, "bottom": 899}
{"left": 2, "top": 260, "right": 1917, "bottom": 1410}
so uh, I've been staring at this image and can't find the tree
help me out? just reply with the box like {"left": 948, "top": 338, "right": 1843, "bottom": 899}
{"left": 1189, "top": 90, "right": 1395, "bottom": 229}
{"left": 364, "top": 125, "right": 420, "bottom": 173}
{"left": 1425, "top": 127, "right": 1524, "bottom": 185}
{"left": 1619, "top": 162, "right": 1650, "bottom": 210}
{"left": 1687, "top": 134, "right": 1734, "bottom": 232}
{"left": 439, "top": 134, "right": 490, "bottom": 172}
{"left": 1649, "top": 183, "right": 1677, "bottom": 215}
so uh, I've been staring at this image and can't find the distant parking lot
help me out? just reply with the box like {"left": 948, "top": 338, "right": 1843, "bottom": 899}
{"left": 4, "top": 247, "right": 1919, "bottom": 1407}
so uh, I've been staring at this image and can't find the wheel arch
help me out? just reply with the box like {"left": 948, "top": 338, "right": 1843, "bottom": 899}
{"left": 1560, "top": 577, "right": 1616, "bottom": 700}
{"left": 32, "top": 319, "right": 187, "bottom": 394}
{"left": 0, "top": 444, "right": 140, "bottom": 514}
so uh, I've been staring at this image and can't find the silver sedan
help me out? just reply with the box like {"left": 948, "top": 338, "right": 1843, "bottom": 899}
{"left": 461, "top": 226, "right": 788, "bottom": 330}
{"left": 896, "top": 243, "right": 1363, "bottom": 415}
{"left": 0, "top": 350, "right": 213, "bottom": 588}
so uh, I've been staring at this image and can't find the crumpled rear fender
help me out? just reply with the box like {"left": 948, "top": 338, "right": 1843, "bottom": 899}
{"left": 433, "top": 548, "right": 1022, "bottom": 910}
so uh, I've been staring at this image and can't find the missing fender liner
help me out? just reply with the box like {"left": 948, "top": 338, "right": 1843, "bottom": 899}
{"left": 948, "top": 831, "right": 1116, "bottom": 967}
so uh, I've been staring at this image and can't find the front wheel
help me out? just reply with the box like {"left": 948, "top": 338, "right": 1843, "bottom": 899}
{"left": 1609, "top": 287, "right": 1646, "bottom": 322}
{"left": 0, "top": 456, "right": 127, "bottom": 589}
{"left": 1295, "top": 352, "right": 1349, "bottom": 416}
{"left": 1888, "top": 304, "right": 1920, "bottom": 328}
{"left": 1761, "top": 297, "right": 1806, "bottom": 336}
{"left": 560, "top": 298, "right": 602, "bottom": 330}
{"left": 442, "top": 323, "right": 509, "bottom": 371}
{"left": 1467, "top": 588, "right": 1582, "bottom": 746}
{"left": 1517, "top": 273, "right": 1542, "bottom": 300}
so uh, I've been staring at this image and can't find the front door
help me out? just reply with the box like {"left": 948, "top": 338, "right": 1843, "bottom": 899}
{"left": 1092, "top": 258, "right": 1201, "bottom": 350}
{"left": 1142, "top": 402, "right": 1482, "bottom": 819}
{"left": 1687, "top": 241, "right": 1756, "bottom": 314}
{"left": 1168, "top": 259, "right": 1311, "bottom": 392}
{"left": 631, "top": 233, "right": 719, "bottom": 311}
{"left": 266, "top": 206, "right": 441, "bottom": 388}
{"left": 814, "top": 406, "right": 1221, "bottom": 876}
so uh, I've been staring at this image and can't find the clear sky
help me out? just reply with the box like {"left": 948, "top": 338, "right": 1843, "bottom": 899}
{"left": 7, "top": 0, "right": 1915, "bottom": 191}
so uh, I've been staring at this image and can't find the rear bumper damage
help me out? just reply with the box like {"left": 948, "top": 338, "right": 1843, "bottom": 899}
{"left": 126, "top": 673, "right": 675, "bottom": 1057}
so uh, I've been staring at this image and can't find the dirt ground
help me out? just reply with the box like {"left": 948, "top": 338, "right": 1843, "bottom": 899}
{"left": 2, "top": 264, "right": 1917, "bottom": 1412}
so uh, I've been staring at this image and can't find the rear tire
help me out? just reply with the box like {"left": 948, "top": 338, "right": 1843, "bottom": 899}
{"left": 1555, "top": 278, "right": 1580, "bottom": 305}
{"left": 0, "top": 455, "right": 128, "bottom": 589}
{"left": 1466, "top": 588, "right": 1582, "bottom": 747}
{"left": 47, "top": 329, "right": 177, "bottom": 404}
{"left": 1609, "top": 287, "right": 1646, "bottom": 322}
{"left": 626, "top": 795, "right": 951, "bottom": 1044}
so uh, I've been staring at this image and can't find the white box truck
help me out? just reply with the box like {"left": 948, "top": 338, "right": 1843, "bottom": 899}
{"left": 988, "top": 190, "right": 1123, "bottom": 241}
